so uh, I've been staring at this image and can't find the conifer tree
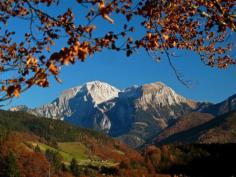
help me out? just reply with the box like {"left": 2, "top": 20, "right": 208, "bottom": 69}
{"left": 70, "top": 158, "right": 80, "bottom": 177}
{"left": 5, "top": 152, "right": 20, "bottom": 177}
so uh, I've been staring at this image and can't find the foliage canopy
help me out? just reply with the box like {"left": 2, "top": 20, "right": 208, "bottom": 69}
{"left": 0, "top": 0, "right": 235, "bottom": 101}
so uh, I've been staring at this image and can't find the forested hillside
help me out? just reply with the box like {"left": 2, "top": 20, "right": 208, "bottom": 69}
{"left": 1, "top": 109, "right": 236, "bottom": 177}
{"left": 154, "top": 110, "right": 236, "bottom": 145}
{"left": 0, "top": 110, "right": 167, "bottom": 177}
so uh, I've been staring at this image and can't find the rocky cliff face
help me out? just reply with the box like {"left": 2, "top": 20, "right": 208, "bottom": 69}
{"left": 10, "top": 81, "right": 198, "bottom": 147}
{"left": 105, "top": 82, "right": 197, "bottom": 147}
{"left": 34, "top": 81, "right": 119, "bottom": 121}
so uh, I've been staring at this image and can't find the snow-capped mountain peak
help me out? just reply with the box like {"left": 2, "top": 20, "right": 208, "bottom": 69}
{"left": 10, "top": 81, "right": 199, "bottom": 147}
{"left": 141, "top": 82, "right": 190, "bottom": 106}
{"left": 24, "top": 81, "right": 120, "bottom": 120}
{"left": 118, "top": 82, "right": 196, "bottom": 109}
{"left": 81, "top": 81, "right": 120, "bottom": 105}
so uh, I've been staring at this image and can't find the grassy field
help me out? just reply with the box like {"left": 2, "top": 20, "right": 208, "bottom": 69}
{"left": 27, "top": 141, "right": 117, "bottom": 168}
{"left": 58, "top": 142, "right": 87, "bottom": 160}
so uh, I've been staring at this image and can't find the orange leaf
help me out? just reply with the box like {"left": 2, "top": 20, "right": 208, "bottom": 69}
{"left": 47, "top": 63, "right": 59, "bottom": 75}
{"left": 102, "top": 14, "right": 114, "bottom": 24}
{"left": 146, "top": 32, "right": 152, "bottom": 39}
{"left": 46, "top": 46, "right": 51, "bottom": 52}
{"left": 163, "top": 34, "right": 169, "bottom": 40}
{"left": 77, "top": 47, "right": 88, "bottom": 61}
{"left": 98, "top": 1, "right": 114, "bottom": 24}
{"left": 1, "top": 85, "right": 7, "bottom": 91}
{"left": 7, "top": 85, "right": 21, "bottom": 97}
{"left": 14, "top": 87, "right": 20, "bottom": 97}
{"left": 26, "top": 56, "right": 38, "bottom": 66}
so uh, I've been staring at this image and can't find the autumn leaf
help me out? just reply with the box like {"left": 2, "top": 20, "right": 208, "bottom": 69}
{"left": 46, "top": 46, "right": 51, "bottom": 52}
{"left": 1, "top": 85, "right": 7, "bottom": 91}
{"left": 172, "top": 41, "right": 177, "bottom": 47}
{"left": 47, "top": 62, "right": 59, "bottom": 75}
{"left": 98, "top": 0, "right": 114, "bottom": 24}
{"left": 163, "top": 34, "right": 169, "bottom": 40}
{"left": 6, "top": 85, "right": 21, "bottom": 97}
{"left": 7, "top": 43, "right": 17, "bottom": 57}
{"left": 26, "top": 56, "right": 38, "bottom": 66}
{"left": 7, "top": 79, "right": 18, "bottom": 84}
{"left": 13, "top": 87, "right": 21, "bottom": 97}
{"left": 77, "top": 47, "right": 88, "bottom": 61}
{"left": 146, "top": 32, "right": 152, "bottom": 39}
{"left": 84, "top": 25, "right": 96, "bottom": 33}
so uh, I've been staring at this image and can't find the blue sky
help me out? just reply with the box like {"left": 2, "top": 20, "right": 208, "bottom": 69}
{"left": 3, "top": 1, "right": 236, "bottom": 109}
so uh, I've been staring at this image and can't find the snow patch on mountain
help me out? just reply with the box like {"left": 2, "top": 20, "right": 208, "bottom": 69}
{"left": 83, "top": 81, "right": 120, "bottom": 105}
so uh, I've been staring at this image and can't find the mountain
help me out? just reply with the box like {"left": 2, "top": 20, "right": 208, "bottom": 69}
{"left": 151, "top": 112, "right": 214, "bottom": 144}
{"left": 6, "top": 83, "right": 236, "bottom": 176}
{"left": 11, "top": 81, "right": 120, "bottom": 132}
{"left": 145, "top": 94, "right": 236, "bottom": 147}
{"left": 11, "top": 81, "right": 197, "bottom": 148}
{"left": 201, "top": 94, "right": 236, "bottom": 116}
{"left": 105, "top": 82, "right": 197, "bottom": 147}
{"left": 155, "top": 110, "right": 236, "bottom": 145}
